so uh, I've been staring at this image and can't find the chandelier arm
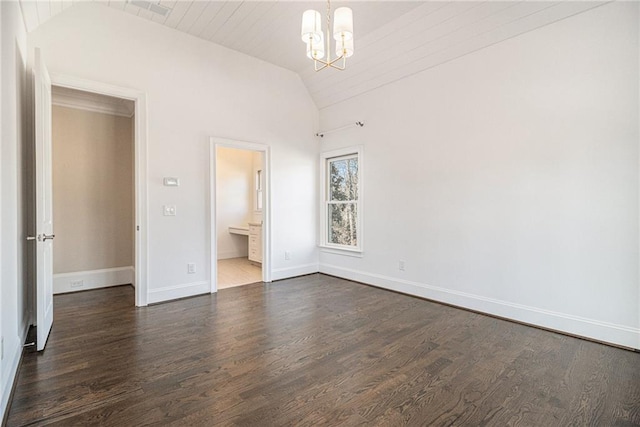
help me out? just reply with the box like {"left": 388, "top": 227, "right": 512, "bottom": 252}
{"left": 314, "top": 59, "right": 329, "bottom": 72}
{"left": 328, "top": 55, "right": 346, "bottom": 71}
{"left": 329, "top": 55, "right": 344, "bottom": 68}
{"left": 335, "top": 55, "right": 347, "bottom": 70}
{"left": 313, "top": 53, "right": 345, "bottom": 72}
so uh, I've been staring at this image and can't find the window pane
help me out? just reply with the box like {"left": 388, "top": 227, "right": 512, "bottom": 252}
{"left": 329, "top": 157, "right": 358, "bottom": 201}
{"left": 255, "top": 170, "right": 263, "bottom": 211}
{"left": 328, "top": 203, "right": 358, "bottom": 246}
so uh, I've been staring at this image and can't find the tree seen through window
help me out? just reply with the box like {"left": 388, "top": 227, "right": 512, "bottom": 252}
{"left": 328, "top": 155, "right": 358, "bottom": 246}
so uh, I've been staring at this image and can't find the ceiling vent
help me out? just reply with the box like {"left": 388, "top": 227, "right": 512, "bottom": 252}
{"left": 129, "top": 0, "right": 170, "bottom": 17}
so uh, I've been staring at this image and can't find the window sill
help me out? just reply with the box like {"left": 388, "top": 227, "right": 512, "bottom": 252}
{"left": 319, "top": 246, "right": 364, "bottom": 258}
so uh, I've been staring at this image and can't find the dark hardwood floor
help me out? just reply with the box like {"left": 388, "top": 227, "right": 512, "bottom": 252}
{"left": 5, "top": 274, "right": 640, "bottom": 426}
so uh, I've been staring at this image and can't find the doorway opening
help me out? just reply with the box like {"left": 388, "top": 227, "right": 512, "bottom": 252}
{"left": 46, "top": 74, "right": 149, "bottom": 308}
{"left": 31, "top": 58, "right": 148, "bottom": 351}
{"left": 50, "top": 86, "right": 136, "bottom": 299}
{"left": 209, "top": 138, "right": 271, "bottom": 292}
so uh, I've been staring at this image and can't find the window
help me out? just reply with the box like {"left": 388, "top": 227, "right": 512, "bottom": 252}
{"left": 321, "top": 147, "right": 362, "bottom": 252}
{"left": 255, "top": 169, "right": 263, "bottom": 211}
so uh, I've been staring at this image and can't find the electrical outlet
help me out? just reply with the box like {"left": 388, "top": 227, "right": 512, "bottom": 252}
{"left": 399, "top": 260, "right": 406, "bottom": 271}
{"left": 187, "top": 263, "right": 196, "bottom": 274}
{"left": 285, "top": 251, "right": 291, "bottom": 261}
{"left": 70, "top": 280, "right": 84, "bottom": 288}
{"left": 163, "top": 205, "right": 177, "bottom": 216}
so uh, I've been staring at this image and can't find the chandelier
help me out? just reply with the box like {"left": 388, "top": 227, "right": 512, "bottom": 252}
{"left": 301, "top": 1, "right": 354, "bottom": 71}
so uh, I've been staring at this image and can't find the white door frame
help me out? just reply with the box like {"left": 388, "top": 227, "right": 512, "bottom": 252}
{"left": 49, "top": 73, "right": 149, "bottom": 307}
{"left": 209, "top": 137, "right": 271, "bottom": 292}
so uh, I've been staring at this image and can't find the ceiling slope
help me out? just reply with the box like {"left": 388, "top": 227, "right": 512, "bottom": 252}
{"left": 20, "top": 1, "right": 608, "bottom": 109}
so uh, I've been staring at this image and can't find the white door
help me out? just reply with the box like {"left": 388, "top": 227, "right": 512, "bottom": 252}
{"left": 34, "top": 48, "right": 54, "bottom": 351}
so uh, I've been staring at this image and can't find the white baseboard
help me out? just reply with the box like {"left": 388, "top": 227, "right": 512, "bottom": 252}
{"left": 217, "top": 250, "right": 248, "bottom": 260}
{"left": 0, "top": 333, "right": 23, "bottom": 423}
{"left": 320, "top": 263, "right": 640, "bottom": 350}
{"left": 147, "top": 281, "right": 211, "bottom": 304}
{"left": 53, "top": 266, "right": 134, "bottom": 294}
{"left": 271, "top": 263, "right": 319, "bottom": 281}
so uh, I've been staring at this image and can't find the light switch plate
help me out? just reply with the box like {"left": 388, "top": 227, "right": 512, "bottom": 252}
{"left": 163, "top": 177, "right": 180, "bottom": 186}
{"left": 163, "top": 205, "right": 177, "bottom": 216}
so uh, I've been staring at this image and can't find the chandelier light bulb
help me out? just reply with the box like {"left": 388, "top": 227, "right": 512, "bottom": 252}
{"left": 333, "top": 7, "right": 353, "bottom": 41}
{"left": 301, "top": 9, "right": 322, "bottom": 43}
{"left": 336, "top": 37, "right": 354, "bottom": 59}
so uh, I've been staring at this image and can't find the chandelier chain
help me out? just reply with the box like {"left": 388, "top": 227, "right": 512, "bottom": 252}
{"left": 326, "top": 0, "right": 331, "bottom": 61}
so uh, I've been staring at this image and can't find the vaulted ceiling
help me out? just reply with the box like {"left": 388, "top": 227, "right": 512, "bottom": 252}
{"left": 19, "top": 1, "right": 607, "bottom": 109}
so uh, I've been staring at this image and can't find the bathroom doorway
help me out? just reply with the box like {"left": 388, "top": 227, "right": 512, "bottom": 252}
{"left": 209, "top": 138, "right": 270, "bottom": 291}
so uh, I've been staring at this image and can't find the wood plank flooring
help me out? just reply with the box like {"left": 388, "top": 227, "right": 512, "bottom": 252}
{"left": 5, "top": 274, "right": 640, "bottom": 426}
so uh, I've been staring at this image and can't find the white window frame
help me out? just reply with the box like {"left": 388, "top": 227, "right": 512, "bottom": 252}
{"left": 320, "top": 146, "right": 363, "bottom": 253}
{"left": 255, "top": 169, "right": 263, "bottom": 212}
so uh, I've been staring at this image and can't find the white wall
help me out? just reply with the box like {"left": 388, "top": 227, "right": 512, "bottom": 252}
{"left": 51, "top": 105, "right": 135, "bottom": 294}
{"left": 28, "top": 3, "right": 319, "bottom": 303}
{"left": 319, "top": 2, "right": 640, "bottom": 349}
{"left": 216, "top": 146, "right": 253, "bottom": 260}
{"left": 52, "top": 106, "right": 134, "bottom": 274}
{"left": 0, "top": 0, "right": 29, "bottom": 420}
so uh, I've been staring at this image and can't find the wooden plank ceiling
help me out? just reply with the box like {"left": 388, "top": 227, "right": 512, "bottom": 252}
{"left": 20, "top": 1, "right": 607, "bottom": 109}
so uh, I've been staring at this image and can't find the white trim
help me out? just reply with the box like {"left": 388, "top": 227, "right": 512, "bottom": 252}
{"left": 0, "top": 334, "right": 22, "bottom": 423}
{"left": 320, "top": 145, "right": 364, "bottom": 253}
{"left": 53, "top": 266, "right": 134, "bottom": 294}
{"left": 0, "top": 321, "right": 28, "bottom": 422}
{"left": 271, "top": 263, "right": 319, "bottom": 281}
{"left": 320, "top": 263, "right": 640, "bottom": 350}
{"left": 51, "top": 99, "right": 132, "bottom": 118}
{"left": 49, "top": 73, "right": 149, "bottom": 307}
{"left": 637, "top": 1, "right": 640, "bottom": 351}
{"left": 209, "top": 137, "right": 272, "bottom": 294}
{"left": 209, "top": 141, "right": 216, "bottom": 291}
{"left": 147, "top": 281, "right": 210, "bottom": 304}
{"left": 0, "top": 0, "right": 3, "bottom": 414}
{"left": 217, "top": 250, "right": 248, "bottom": 260}
{"left": 51, "top": 86, "right": 134, "bottom": 118}
{"left": 319, "top": 246, "right": 364, "bottom": 257}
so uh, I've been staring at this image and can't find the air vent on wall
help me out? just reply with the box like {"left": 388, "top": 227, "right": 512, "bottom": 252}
{"left": 129, "top": 0, "right": 171, "bottom": 17}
